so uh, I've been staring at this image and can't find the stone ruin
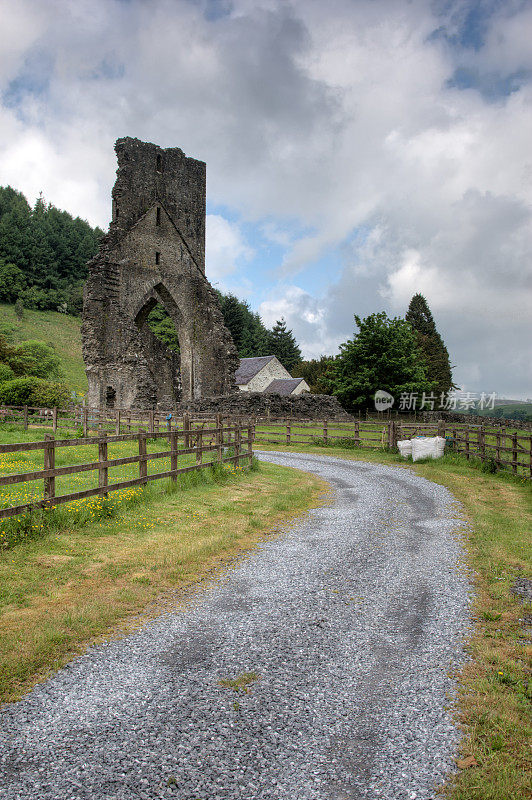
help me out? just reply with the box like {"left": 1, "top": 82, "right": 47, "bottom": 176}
{"left": 82, "top": 137, "right": 238, "bottom": 409}
{"left": 82, "top": 136, "right": 351, "bottom": 421}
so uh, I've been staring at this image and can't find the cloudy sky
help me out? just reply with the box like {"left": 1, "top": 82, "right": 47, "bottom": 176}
{"left": 1, "top": 0, "right": 531, "bottom": 398}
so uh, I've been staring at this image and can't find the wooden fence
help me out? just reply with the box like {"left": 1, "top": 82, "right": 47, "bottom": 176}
{"left": 250, "top": 417, "right": 532, "bottom": 479}
{"left": 1, "top": 405, "right": 531, "bottom": 480}
{"left": 0, "top": 419, "right": 254, "bottom": 521}
{"left": 0, "top": 404, "right": 223, "bottom": 437}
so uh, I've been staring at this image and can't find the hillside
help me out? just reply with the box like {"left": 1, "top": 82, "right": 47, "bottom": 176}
{"left": 474, "top": 402, "right": 532, "bottom": 422}
{"left": 0, "top": 303, "right": 86, "bottom": 393}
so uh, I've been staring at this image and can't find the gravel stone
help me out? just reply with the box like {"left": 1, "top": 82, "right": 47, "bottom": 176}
{"left": 0, "top": 452, "right": 472, "bottom": 799}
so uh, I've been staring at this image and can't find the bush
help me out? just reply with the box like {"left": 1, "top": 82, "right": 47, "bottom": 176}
{"left": 8, "top": 340, "right": 61, "bottom": 379}
{"left": 0, "top": 362, "right": 15, "bottom": 382}
{"left": 19, "top": 285, "right": 69, "bottom": 312}
{"left": 0, "top": 377, "right": 70, "bottom": 407}
{"left": 481, "top": 457, "right": 499, "bottom": 474}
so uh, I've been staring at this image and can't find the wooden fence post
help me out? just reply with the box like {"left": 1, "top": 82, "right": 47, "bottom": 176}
{"left": 388, "top": 421, "right": 397, "bottom": 450}
{"left": 512, "top": 433, "right": 518, "bottom": 475}
{"left": 216, "top": 413, "right": 223, "bottom": 462}
{"left": 115, "top": 410, "right": 120, "bottom": 436}
{"left": 437, "top": 420, "right": 445, "bottom": 439}
{"left": 496, "top": 431, "right": 501, "bottom": 468}
{"left": 170, "top": 430, "right": 178, "bottom": 481}
{"left": 196, "top": 430, "right": 203, "bottom": 465}
{"left": 323, "top": 419, "right": 328, "bottom": 445}
{"left": 480, "top": 426, "right": 485, "bottom": 462}
{"left": 248, "top": 424, "right": 253, "bottom": 466}
{"left": 286, "top": 424, "right": 291, "bottom": 445}
{"left": 465, "top": 427, "right": 470, "bottom": 460}
{"left": 52, "top": 406, "right": 58, "bottom": 433}
{"left": 127, "top": 413, "right": 131, "bottom": 433}
{"left": 354, "top": 420, "right": 360, "bottom": 447}
{"left": 235, "top": 425, "right": 241, "bottom": 464}
{"left": 99, "top": 432, "right": 108, "bottom": 498}
{"left": 43, "top": 434, "right": 55, "bottom": 505}
{"left": 139, "top": 429, "right": 148, "bottom": 484}
{"left": 184, "top": 413, "right": 191, "bottom": 449}
{"left": 23, "top": 404, "right": 28, "bottom": 431}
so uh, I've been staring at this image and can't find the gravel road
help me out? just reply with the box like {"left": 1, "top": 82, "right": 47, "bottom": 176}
{"left": 1, "top": 452, "right": 472, "bottom": 800}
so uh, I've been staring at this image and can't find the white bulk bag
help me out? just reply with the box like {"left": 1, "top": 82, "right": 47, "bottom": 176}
{"left": 397, "top": 440, "right": 412, "bottom": 458}
{"left": 411, "top": 436, "right": 446, "bottom": 462}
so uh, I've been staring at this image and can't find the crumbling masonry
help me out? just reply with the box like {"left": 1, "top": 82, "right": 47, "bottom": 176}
{"left": 82, "top": 137, "right": 238, "bottom": 409}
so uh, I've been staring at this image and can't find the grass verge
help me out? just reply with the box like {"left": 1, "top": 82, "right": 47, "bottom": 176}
{"left": 255, "top": 442, "right": 532, "bottom": 800}
{"left": 0, "top": 458, "right": 325, "bottom": 705}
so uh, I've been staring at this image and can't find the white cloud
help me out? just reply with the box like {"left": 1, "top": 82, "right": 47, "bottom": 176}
{"left": 0, "top": 0, "right": 530, "bottom": 395}
{"left": 259, "top": 285, "right": 341, "bottom": 359}
{"left": 206, "top": 214, "right": 254, "bottom": 282}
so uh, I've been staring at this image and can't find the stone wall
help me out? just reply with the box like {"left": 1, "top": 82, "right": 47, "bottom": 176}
{"left": 179, "top": 392, "right": 353, "bottom": 420}
{"left": 422, "top": 410, "right": 532, "bottom": 431}
{"left": 82, "top": 137, "right": 238, "bottom": 410}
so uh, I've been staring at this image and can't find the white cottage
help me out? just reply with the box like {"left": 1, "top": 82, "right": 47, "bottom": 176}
{"left": 235, "top": 356, "right": 309, "bottom": 395}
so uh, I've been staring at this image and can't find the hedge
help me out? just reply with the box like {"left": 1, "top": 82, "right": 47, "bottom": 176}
{"left": 0, "top": 377, "right": 70, "bottom": 408}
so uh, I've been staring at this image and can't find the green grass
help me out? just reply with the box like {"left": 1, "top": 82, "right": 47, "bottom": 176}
{"left": 0, "top": 424, "right": 228, "bottom": 547}
{"left": 256, "top": 440, "right": 532, "bottom": 800}
{"left": 0, "top": 303, "right": 87, "bottom": 393}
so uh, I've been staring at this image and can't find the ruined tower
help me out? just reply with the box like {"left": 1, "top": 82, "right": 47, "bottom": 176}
{"left": 82, "top": 137, "right": 238, "bottom": 409}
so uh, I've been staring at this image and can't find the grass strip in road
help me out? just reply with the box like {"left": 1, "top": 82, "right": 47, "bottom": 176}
{"left": 255, "top": 442, "right": 531, "bottom": 800}
{"left": 0, "top": 460, "right": 325, "bottom": 705}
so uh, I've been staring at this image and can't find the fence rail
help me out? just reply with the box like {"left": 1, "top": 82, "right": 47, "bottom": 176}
{"left": 0, "top": 418, "right": 254, "bottom": 520}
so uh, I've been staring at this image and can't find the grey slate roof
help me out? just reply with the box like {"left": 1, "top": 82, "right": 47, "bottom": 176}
{"left": 264, "top": 378, "right": 306, "bottom": 396}
{"left": 235, "top": 356, "right": 275, "bottom": 385}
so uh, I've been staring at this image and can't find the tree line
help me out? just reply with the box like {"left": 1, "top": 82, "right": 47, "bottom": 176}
{"left": 0, "top": 186, "right": 104, "bottom": 315}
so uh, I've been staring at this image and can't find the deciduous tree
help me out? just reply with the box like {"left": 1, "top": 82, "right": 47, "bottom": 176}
{"left": 322, "top": 312, "right": 431, "bottom": 411}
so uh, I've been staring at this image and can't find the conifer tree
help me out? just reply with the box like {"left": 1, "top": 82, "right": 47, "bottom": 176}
{"left": 405, "top": 294, "right": 454, "bottom": 395}
{"left": 219, "top": 293, "right": 247, "bottom": 352}
{"left": 268, "top": 318, "right": 302, "bottom": 371}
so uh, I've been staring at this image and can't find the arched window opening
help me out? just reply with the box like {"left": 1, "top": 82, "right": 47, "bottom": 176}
{"left": 156, "top": 154, "right": 162, "bottom": 172}
{"left": 156, "top": 206, "right": 161, "bottom": 226}
{"left": 146, "top": 303, "right": 180, "bottom": 354}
